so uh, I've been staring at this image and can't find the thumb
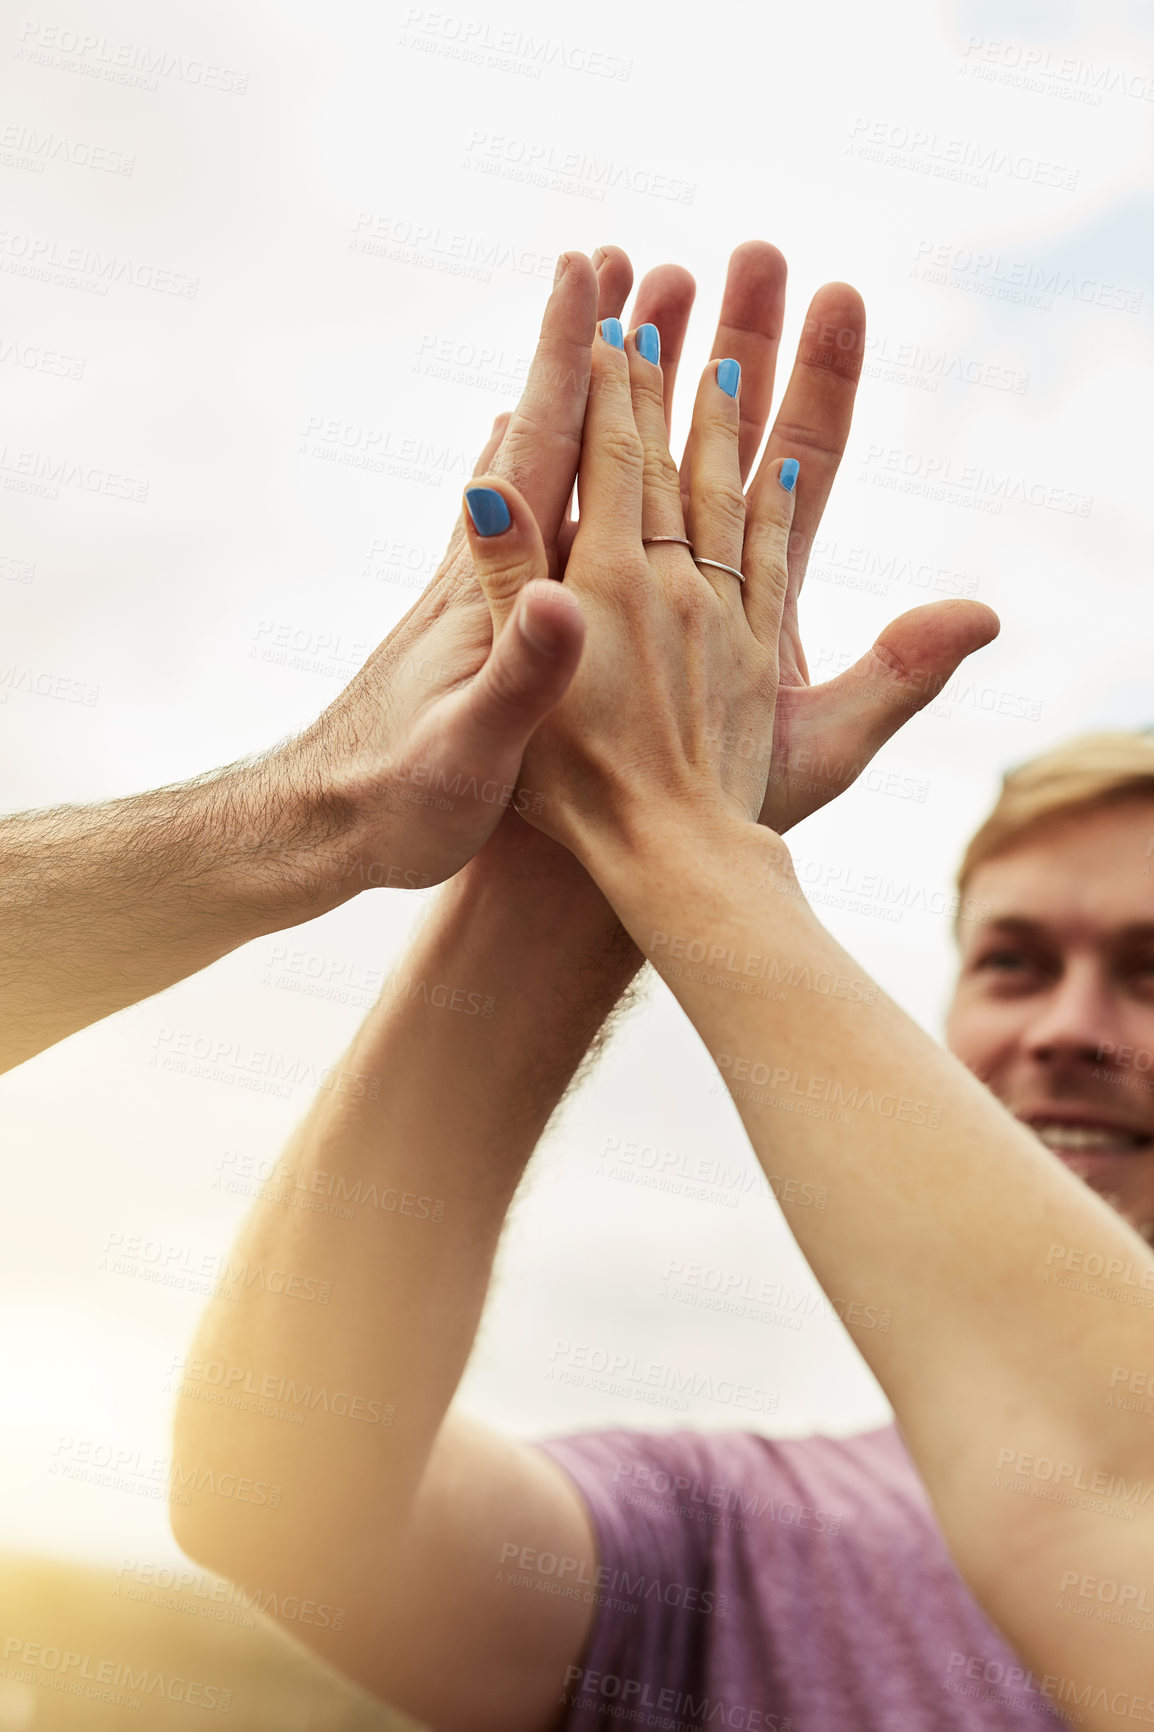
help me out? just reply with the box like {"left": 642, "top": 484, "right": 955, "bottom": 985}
{"left": 464, "top": 476, "right": 550, "bottom": 632}
{"left": 837, "top": 600, "right": 1001, "bottom": 750}
{"left": 460, "top": 477, "right": 585, "bottom": 754}
{"left": 769, "top": 600, "right": 999, "bottom": 830}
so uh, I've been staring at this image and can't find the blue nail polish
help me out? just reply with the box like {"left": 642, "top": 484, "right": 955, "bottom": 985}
{"left": 779, "top": 458, "right": 800, "bottom": 494}
{"left": 717, "top": 358, "right": 740, "bottom": 398}
{"left": 636, "top": 323, "right": 660, "bottom": 365}
{"left": 600, "top": 318, "right": 624, "bottom": 349}
{"left": 465, "top": 486, "right": 512, "bottom": 536}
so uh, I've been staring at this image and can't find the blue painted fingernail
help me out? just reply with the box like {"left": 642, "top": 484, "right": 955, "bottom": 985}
{"left": 600, "top": 318, "right": 624, "bottom": 349}
{"left": 465, "top": 486, "right": 512, "bottom": 536}
{"left": 779, "top": 458, "right": 800, "bottom": 494}
{"left": 717, "top": 358, "right": 740, "bottom": 398}
{"left": 636, "top": 323, "right": 660, "bottom": 365}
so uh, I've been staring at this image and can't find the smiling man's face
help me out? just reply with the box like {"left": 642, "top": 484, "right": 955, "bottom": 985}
{"left": 946, "top": 796, "right": 1154, "bottom": 1245}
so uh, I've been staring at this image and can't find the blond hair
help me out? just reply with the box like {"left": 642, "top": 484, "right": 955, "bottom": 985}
{"left": 958, "top": 731, "right": 1154, "bottom": 897}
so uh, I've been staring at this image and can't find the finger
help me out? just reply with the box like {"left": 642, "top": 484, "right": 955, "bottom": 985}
{"left": 623, "top": 323, "right": 687, "bottom": 545}
{"left": 746, "top": 281, "right": 865, "bottom": 602}
{"left": 486, "top": 251, "right": 600, "bottom": 577}
{"left": 572, "top": 320, "right": 645, "bottom": 559}
{"left": 765, "top": 601, "right": 1000, "bottom": 829}
{"left": 473, "top": 412, "right": 512, "bottom": 475}
{"left": 679, "top": 241, "right": 787, "bottom": 497}
{"left": 741, "top": 458, "right": 800, "bottom": 647}
{"left": 459, "top": 569, "right": 585, "bottom": 760}
{"left": 628, "top": 263, "right": 697, "bottom": 437}
{"left": 559, "top": 247, "right": 636, "bottom": 537}
{"left": 592, "top": 244, "right": 634, "bottom": 321}
{"left": 682, "top": 357, "right": 746, "bottom": 601}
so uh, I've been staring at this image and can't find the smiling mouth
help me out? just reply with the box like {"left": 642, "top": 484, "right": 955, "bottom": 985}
{"left": 1026, "top": 1123, "right": 1151, "bottom": 1154}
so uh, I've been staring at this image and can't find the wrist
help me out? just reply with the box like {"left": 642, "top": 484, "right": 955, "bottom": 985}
{"left": 578, "top": 802, "right": 801, "bottom": 957}
{"left": 217, "top": 752, "right": 365, "bottom": 928}
{"left": 446, "top": 816, "right": 643, "bottom": 982}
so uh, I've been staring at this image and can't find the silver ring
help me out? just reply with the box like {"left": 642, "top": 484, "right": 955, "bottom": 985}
{"left": 694, "top": 556, "right": 745, "bottom": 586}
{"left": 642, "top": 536, "right": 694, "bottom": 552}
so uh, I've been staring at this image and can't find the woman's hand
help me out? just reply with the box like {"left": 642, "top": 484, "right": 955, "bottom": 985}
{"left": 463, "top": 320, "right": 798, "bottom": 862}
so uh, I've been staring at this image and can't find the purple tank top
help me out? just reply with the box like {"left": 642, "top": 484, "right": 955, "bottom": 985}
{"left": 533, "top": 1423, "right": 1074, "bottom": 1729}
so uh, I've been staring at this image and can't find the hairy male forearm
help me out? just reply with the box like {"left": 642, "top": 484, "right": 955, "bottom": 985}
{"left": 0, "top": 757, "right": 356, "bottom": 1072}
{"left": 171, "top": 837, "right": 642, "bottom": 1576}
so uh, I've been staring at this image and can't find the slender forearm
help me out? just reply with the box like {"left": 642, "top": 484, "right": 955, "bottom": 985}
{"left": 588, "top": 814, "right": 1154, "bottom": 1618}
{"left": 172, "top": 836, "right": 641, "bottom": 1577}
{"left": 0, "top": 754, "right": 361, "bottom": 1072}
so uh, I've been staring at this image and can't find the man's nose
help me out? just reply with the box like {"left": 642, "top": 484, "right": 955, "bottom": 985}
{"left": 1021, "top": 963, "right": 1124, "bottom": 1066}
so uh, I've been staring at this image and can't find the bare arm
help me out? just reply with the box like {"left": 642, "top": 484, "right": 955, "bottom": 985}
{"left": 594, "top": 816, "right": 1154, "bottom": 1724}
{"left": 0, "top": 761, "right": 359, "bottom": 1072}
{"left": 170, "top": 823, "right": 642, "bottom": 1732}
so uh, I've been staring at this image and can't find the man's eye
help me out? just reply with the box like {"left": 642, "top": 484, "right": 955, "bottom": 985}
{"left": 977, "top": 950, "right": 1030, "bottom": 971}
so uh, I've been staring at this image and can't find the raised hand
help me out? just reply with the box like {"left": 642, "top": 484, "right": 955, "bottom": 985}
{"left": 587, "top": 243, "right": 1000, "bottom": 832}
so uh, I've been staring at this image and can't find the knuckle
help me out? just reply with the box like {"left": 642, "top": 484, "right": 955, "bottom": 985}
{"left": 699, "top": 477, "right": 747, "bottom": 532}
{"left": 478, "top": 549, "right": 537, "bottom": 601}
{"left": 599, "top": 426, "right": 646, "bottom": 477}
{"left": 744, "top": 515, "right": 791, "bottom": 584}
{"left": 671, "top": 578, "right": 714, "bottom": 631}
{"left": 642, "top": 444, "right": 682, "bottom": 499}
